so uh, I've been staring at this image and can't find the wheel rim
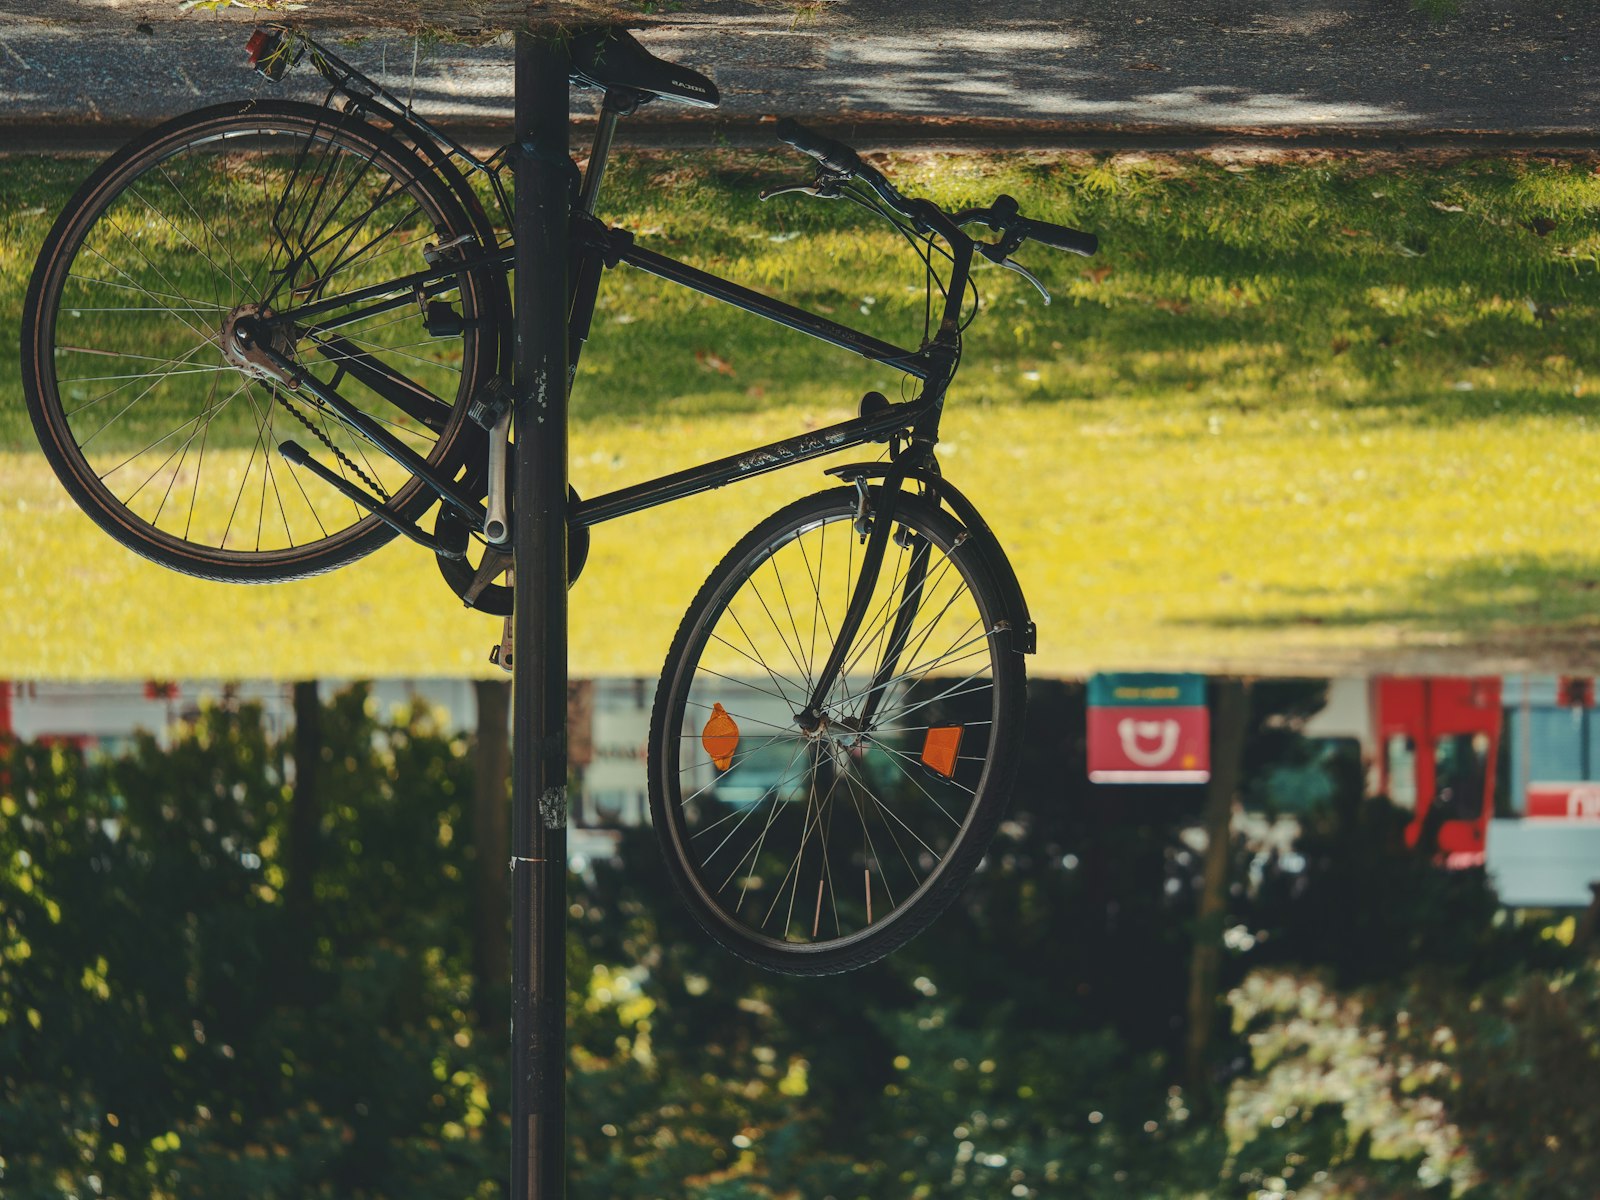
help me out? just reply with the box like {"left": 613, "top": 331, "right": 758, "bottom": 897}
{"left": 34, "top": 115, "right": 484, "bottom": 566}
{"left": 663, "top": 500, "right": 1005, "bottom": 952}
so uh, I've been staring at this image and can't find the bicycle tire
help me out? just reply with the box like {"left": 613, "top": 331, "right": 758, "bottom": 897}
{"left": 647, "top": 486, "right": 1026, "bottom": 975}
{"left": 21, "top": 100, "right": 499, "bottom": 582}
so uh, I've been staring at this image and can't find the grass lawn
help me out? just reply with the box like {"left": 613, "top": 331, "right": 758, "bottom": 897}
{"left": 3, "top": 148, "right": 1599, "bottom": 679}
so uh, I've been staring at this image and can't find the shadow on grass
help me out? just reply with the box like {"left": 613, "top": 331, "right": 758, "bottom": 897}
{"left": 1178, "top": 550, "right": 1600, "bottom": 665}
{"left": 5, "top": 152, "right": 1597, "bottom": 448}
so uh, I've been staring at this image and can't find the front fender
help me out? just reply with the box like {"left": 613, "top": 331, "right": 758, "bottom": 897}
{"left": 824, "top": 463, "right": 1035, "bottom": 654}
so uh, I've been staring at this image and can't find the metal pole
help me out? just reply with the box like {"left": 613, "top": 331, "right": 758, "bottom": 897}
{"left": 510, "top": 30, "right": 570, "bottom": 1200}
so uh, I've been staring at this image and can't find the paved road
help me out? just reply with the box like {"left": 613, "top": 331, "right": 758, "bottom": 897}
{"left": 1, "top": 1, "right": 1597, "bottom": 148}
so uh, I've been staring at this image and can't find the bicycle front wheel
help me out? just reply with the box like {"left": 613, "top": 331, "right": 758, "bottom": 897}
{"left": 21, "top": 101, "right": 499, "bottom": 582}
{"left": 648, "top": 487, "right": 1026, "bottom": 975}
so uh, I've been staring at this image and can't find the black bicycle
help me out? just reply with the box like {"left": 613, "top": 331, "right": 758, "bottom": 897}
{"left": 20, "top": 26, "right": 1097, "bottom": 975}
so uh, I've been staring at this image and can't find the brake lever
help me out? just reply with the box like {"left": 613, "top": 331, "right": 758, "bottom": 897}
{"left": 974, "top": 234, "right": 1050, "bottom": 303}
{"left": 759, "top": 172, "right": 847, "bottom": 202}
{"left": 1000, "top": 257, "right": 1052, "bottom": 305}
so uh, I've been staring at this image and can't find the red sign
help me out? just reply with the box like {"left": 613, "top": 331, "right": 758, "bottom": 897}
{"left": 1088, "top": 711, "right": 1210, "bottom": 783}
{"left": 1526, "top": 782, "right": 1600, "bottom": 821}
{"left": 1086, "top": 673, "right": 1210, "bottom": 784}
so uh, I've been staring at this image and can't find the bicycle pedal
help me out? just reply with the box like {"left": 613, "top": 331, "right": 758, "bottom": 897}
{"left": 490, "top": 612, "right": 514, "bottom": 672}
{"left": 467, "top": 376, "right": 514, "bottom": 431}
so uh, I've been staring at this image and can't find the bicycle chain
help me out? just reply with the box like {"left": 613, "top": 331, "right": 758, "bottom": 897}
{"left": 272, "top": 388, "right": 390, "bottom": 501}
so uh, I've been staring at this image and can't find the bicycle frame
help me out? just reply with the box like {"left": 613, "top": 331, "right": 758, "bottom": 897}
{"left": 277, "top": 214, "right": 952, "bottom": 532}
{"left": 563, "top": 221, "right": 953, "bottom": 531}
{"left": 265, "top": 34, "right": 970, "bottom": 542}
{"left": 254, "top": 27, "right": 1039, "bottom": 672}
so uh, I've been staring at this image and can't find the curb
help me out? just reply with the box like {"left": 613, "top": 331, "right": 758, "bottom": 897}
{"left": 2, "top": 116, "right": 1597, "bottom": 158}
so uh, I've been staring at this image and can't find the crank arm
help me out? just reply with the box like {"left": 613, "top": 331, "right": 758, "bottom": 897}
{"left": 489, "top": 572, "right": 514, "bottom": 672}
{"left": 483, "top": 408, "right": 511, "bottom": 545}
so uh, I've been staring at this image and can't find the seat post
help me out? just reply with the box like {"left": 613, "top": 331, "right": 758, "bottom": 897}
{"left": 577, "top": 94, "right": 628, "bottom": 216}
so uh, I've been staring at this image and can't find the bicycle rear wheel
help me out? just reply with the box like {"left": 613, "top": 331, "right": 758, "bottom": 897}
{"left": 647, "top": 486, "right": 1026, "bottom": 975}
{"left": 21, "top": 100, "right": 499, "bottom": 582}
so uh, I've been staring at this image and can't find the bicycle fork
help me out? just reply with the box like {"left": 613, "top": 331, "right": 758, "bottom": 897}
{"left": 794, "top": 474, "right": 926, "bottom": 736}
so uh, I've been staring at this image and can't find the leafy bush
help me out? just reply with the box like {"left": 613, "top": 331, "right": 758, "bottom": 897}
{"left": 4, "top": 681, "right": 1595, "bottom": 1198}
{"left": 0, "top": 692, "right": 497, "bottom": 1197}
{"left": 1394, "top": 962, "right": 1600, "bottom": 1198}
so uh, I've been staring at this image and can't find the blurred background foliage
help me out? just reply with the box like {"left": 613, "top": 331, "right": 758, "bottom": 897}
{"left": 1, "top": 682, "right": 1596, "bottom": 1198}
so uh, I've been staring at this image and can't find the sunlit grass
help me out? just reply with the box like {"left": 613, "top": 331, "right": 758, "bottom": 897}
{"left": 7, "top": 395, "right": 1600, "bottom": 679}
{"left": 3, "top": 149, "right": 1599, "bottom": 677}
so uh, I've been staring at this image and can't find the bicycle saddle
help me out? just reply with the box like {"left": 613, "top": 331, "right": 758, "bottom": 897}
{"left": 568, "top": 28, "right": 720, "bottom": 109}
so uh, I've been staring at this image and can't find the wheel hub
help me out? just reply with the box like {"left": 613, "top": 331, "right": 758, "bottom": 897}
{"left": 221, "top": 304, "right": 296, "bottom": 384}
{"left": 797, "top": 711, "right": 866, "bottom": 756}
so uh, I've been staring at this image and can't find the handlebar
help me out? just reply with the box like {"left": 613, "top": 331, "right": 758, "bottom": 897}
{"left": 774, "top": 118, "right": 1097, "bottom": 258}
{"left": 1010, "top": 213, "right": 1098, "bottom": 258}
{"left": 958, "top": 194, "right": 1099, "bottom": 258}
{"left": 774, "top": 117, "right": 866, "bottom": 178}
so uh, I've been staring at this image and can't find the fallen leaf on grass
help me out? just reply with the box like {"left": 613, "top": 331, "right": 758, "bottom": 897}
{"left": 695, "top": 350, "right": 735, "bottom": 376}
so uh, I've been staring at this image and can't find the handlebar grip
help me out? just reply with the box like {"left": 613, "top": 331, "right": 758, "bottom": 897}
{"left": 1018, "top": 217, "right": 1098, "bottom": 257}
{"left": 774, "top": 117, "right": 864, "bottom": 177}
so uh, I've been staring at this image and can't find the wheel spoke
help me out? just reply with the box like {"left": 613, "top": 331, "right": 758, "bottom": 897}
{"left": 158, "top": 163, "right": 253, "bottom": 296}
{"left": 681, "top": 697, "right": 800, "bottom": 738}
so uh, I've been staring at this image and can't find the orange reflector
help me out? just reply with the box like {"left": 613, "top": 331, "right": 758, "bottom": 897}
{"left": 921, "top": 725, "right": 963, "bottom": 777}
{"left": 702, "top": 703, "right": 740, "bottom": 771}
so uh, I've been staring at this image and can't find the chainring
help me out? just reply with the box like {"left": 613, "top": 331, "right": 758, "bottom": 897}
{"left": 433, "top": 485, "right": 590, "bottom": 616}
